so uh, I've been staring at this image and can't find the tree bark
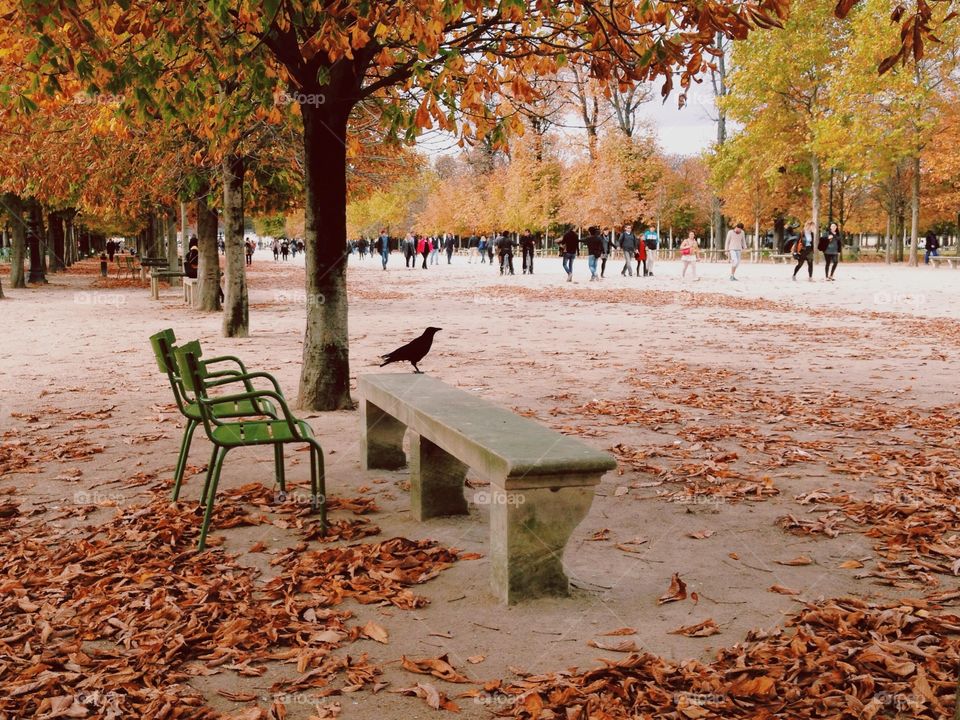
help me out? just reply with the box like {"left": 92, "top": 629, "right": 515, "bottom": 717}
{"left": 64, "top": 210, "right": 76, "bottom": 266}
{"left": 195, "top": 193, "right": 221, "bottom": 312}
{"left": 222, "top": 153, "right": 249, "bottom": 337}
{"left": 3, "top": 194, "right": 27, "bottom": 288}
{"left": 810, "top": 154, "right": 821, "bottom": 231}
{"left": 166, "top": 207, "right": 180, "bottom": 286}
{"left": 298, "top": 101, "right": 352, "bottom": 411}
{"left": 48, "top": 212, "right": 65, "bottom": 272}
{"left": 908, "top": 154, "right": 920, "bottom": 267}
{"left": 27, "top": 199, "right": 46, "bottom": 284}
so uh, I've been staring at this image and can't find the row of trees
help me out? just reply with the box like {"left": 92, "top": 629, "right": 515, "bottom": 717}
{"left": 0, "top": 0, "right": 947, "bottom": 407}
{"left": 712, "top": 0, "right": 960, "bottom": 263}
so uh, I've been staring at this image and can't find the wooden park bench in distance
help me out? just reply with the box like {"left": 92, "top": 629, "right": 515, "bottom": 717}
{"left": 358, "top": 374, "right": 616, "bottom": 604}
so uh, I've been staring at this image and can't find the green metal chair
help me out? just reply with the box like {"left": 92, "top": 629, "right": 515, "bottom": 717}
{"left": 149, "top": 329, "right": 282, "bottom": 500}
{"left": 175, "top": 344, "right": 326, "bottom": 550}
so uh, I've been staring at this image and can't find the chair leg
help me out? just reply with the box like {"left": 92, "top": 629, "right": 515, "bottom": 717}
{"left": 274, "top": 444, "right": 286, "bottom": 495}
{"left": 310, "top": 441, "right": 326, "bottom": 529}
{"left": 198, "top": 446, "right": 228, "bottom": 551}
{"left": 200, "top": 445, "right": 219, "bottom": 506}
{"left": 172, "top": 420, "right": 198, "bottom": 501}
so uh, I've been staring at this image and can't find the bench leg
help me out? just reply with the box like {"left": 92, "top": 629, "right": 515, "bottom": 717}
{"left": 408, "top": 432, "right": 468, "bottom": 520}
{"left": 150, "top": 275, "right": 159, "bottom": 300}
{"left": 360, "top": 400, "right": 406, "bottom": 470}
{"left": 489, "top": 483, "right": 596, "bottom": 604}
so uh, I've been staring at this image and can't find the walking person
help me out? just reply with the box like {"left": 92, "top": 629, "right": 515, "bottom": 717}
{"left": 823, "top": 222, "right": 841, "bottom": 280}
{"left": 467, "top": 233, "right": 479, "bottom": 263}
{"left": 478, "top": 235, "right": 488, "bottom": 264}
{"left": 377, "top": 230, "right": 390, "bottom": 270}
{"left": 600, "top": 228, "right": 614, "bottom": 278}
{"left": 244, "top": 237, "right": 254, "bottom": 266}
{"left": 924, "top": 230, "right": 940, "bottom": 265}
{"left": 106, "top": 239, "right": 116, "bottom": 262}
{"left": 635, "top": 236, "right": 647, "bottom": 277}
{"left": 643, "top": 226, "right": 659, "bottom": 276}
{"left": 585, "top": 226, "right": 604, "bottom": 281}
{"left": 618, "top": 224, "right": 638, "bottom": 276}
{"left": 429, "top": 236, "right": 440, "bottom": 265}
{"left": 725, "top": 222, "right": 746, "bottom": 281}
{"left": 792, "top": 221, "right": 816, "bottom": 282}
{"left": 417, "top": 234, "right": 429, "bottom": 269}
{"left": 403, "top": 231, "right": 416, "bottom": 268}
{"left": 520, "top": 229, "right": 536, "bottom": 275}
{"left": 280, "top": 239, "right": 289, "bottom": 261}
{"left": 680, "top": 230, "right": 700, "bottom": 281}
{"left": 561, "top": 227, "right": 579, "bottom": 282}
{"left": 271, "top": 238, "right": 280, "bottom": 261}
{"left": 497, "top": 231, "right": 515, "bottom": 275}
{"left": 444, "top": 233, "right": 455, "bottom": 264}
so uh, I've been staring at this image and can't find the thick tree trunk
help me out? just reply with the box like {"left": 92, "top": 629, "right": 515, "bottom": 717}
{"left": 222, "top": 153, "right": 249, "bottom": 338}
{"left": 298, "top": 102, "right": 352, "bottom": 411}
{"left": 195, "top": 194, "right": 221, "bottom": 312}
{"left": 166, "top": 208, "right": 180, "bottom": 286}
{"left": 48, "top": 212, "right": 65, "bottom": 272}
{"left": 180, "top": 200, "right": 189, "bottom": 247}
{"left": 64, "top": 211, "right": 76, "bottom": 266}
{"left": 4, "top": 194, "right": 27, "bottom": 288}
{"left": 908, "top": 154, "right": 920, "bottom": 267}
{"left": 27, "top": 199, "right": 46, "bottom": 284}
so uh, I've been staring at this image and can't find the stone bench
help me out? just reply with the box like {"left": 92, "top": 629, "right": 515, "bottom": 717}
{"left": 930, "top": 256, "right": 959, "bottom": 268}
{"left": 182, "top": 277, "right": 198, "bottom": 306}
{"left": 358, "top": 374, "right": 616, "bottom": 604}
{"left": 771, "top": 253, "right": 795, "bottom": 264}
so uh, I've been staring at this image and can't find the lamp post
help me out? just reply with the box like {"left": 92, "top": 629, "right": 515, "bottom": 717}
{"left": 828, "top": 167, "right": 835, "bottom": 227}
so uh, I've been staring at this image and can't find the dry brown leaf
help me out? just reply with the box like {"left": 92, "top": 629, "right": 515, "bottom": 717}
{"left": 587, "top": 638, "right": 639, "bottom": 652}
{"left": 669, "top": 619, "right": 720, "bottom": 637}
{"left": 658, "top": 573, "right": 687, "bottom": 605}
{"left": 769, "top": 584, "right": 801, "bottom": 596}
{"left": 360, "top": 621, "right": 389, "bottom": 644}
{"left": 776, "top": 556, "right": 813, "bottom": 566}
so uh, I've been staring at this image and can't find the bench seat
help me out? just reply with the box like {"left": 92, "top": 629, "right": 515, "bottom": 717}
{"left": 359, "top": 373, "right": 616, "bottom": 604}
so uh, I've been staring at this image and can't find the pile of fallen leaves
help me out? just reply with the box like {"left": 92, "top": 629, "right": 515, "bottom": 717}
{"left": 779, "top": 448, "right": 960, "bottom": 593}
{"left": 494, "top": 597, "right": 959, "bottom": 719}
{"left": 0, "top": 483, "right": 460, "bottom": 719}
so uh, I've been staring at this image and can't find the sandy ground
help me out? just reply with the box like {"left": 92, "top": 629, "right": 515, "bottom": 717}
{"left": 0, "top": 249, "right": 958, "bottom": 719}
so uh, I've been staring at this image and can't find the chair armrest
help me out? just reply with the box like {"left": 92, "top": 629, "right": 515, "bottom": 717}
{"left": 206, "top": 370, "right": 284, "bottom": 396}
{"left": 202, "top": 355, "right": 249, "bottom": 373}
{"left": 202, "top": 390, "right": 300, "bottom": 434}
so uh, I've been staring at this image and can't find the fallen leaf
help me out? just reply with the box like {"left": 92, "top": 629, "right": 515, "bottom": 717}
{"left": 769, "top": 584, "right": 801, "bottom": 596}
{"left": 669, "top": 619, "right": 720, "bottom": 637}
{"left": 658, "top": 573, "right": 687, "bottom": 605}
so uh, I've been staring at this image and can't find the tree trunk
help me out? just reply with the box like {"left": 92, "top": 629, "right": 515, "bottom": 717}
{"left": 4, "top": 194, "right": 27, "bottom": 288}
{"left": 810, "top": 154, "right": 821, "bottom": 230}
{"left": 64, "top": 211, "right": 76, "bottom": 266}
{"left": 48, "top": 212, "right": 65, "bottom": 272}
{"left": 27, "top": 199, "right": 46, "bottom": 284}
{"left": 222, "top": 153, "right": 249, "bottom": 338}
{"left": 195, "top": 193, "right": 221, "bottom": 312}
{"left": 908, "top": 154, "right": 920, "bottom": 267}
{"left": 166, "top": 207, "right": 180, "bottom": 286}
{"left": 180, "top": 200, "right": 189, "bottom": 247}
{"left": 298, "top": 102, "right": 352, "bottom": 411}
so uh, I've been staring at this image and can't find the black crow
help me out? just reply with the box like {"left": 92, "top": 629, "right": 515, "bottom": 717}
{"left": 379, "top": 327, "right": 441, "bottom": 373}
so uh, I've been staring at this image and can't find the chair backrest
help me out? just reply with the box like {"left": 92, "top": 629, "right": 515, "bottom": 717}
{"left": 174, "top": 340, "right": 207, "bottom": 395}
{"left": 149, "top": 328, "right": 178, "bottom": 375}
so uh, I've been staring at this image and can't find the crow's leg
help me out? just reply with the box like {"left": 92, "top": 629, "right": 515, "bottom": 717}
{"left": 412, "top": 362, "right": 423, "bottom": 374}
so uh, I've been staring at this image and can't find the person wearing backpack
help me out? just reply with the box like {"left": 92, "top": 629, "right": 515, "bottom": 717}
{"left": 823, "top": 222, "right": 842, "bottom": 280}
{"left": 792, "top": 221, "right": 816, "bottom": 282}
{"left": 519, "top": 229, "right": 536, "bottom": 275}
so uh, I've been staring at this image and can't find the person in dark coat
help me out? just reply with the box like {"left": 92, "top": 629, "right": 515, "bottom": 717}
{"left": 585, "top": 226, "right": 604, "bottom": 281}
{"left": 561, "top": 228, "right": 579, "bottom": 282}
{"left": 497, "top": 231, "right": 515, "bottom": 275}
{"left": 444, "top": 234, "right": 456, "bottom": 264}
{"left": 924, "top": 230, "right": 940, "bottom": 265}
{"left": 519, "top": 229, "right": 536, "bottom": 275}
{"left": 618, "top": 225, "right": 638, "bottom": 277}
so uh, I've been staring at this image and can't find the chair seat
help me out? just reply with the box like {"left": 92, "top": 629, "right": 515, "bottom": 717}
{"left": 185, "top": 397, "right": 277, "bottom": 420}
{"left": 211, "top": 419, "right": 315, "bottom": 446}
